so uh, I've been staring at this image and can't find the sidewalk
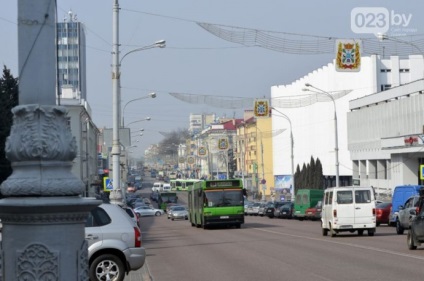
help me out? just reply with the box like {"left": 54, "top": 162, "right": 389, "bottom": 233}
{"left": 125, "top": 259, "right": 152, "bottom": 281}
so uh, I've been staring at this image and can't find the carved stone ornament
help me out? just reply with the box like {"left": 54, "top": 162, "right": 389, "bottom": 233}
{"left": 0, "top": 105, "right": 84, "bottom": 196}
{"left": 78, "top": 240, "right": 89, "bottom": 281}
{"left": 17, "top": 243, "right": 59, "bottom": 281}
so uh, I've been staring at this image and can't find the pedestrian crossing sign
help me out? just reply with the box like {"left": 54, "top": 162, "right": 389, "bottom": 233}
{"left": 103, "top": 177, "right": 113, "bottom": 192}
{"left": 420, "top": 165, "right": 424, "bottom": 180}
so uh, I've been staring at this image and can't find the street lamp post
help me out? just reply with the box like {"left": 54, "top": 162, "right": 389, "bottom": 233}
{"left": 271, "top": 107, "right": 295, "bottom": 200}
{"left": 303, "top": 84, "right": 339, "bottom": 188}
{"left": 111, "top": 0, "right": 165, "bottom": 204}
{"left": 122, "top": 92, "right": 156, "bottom": 127}
{"left": 255, "top": 127, "right": 266, "bottom": 201}
{"left": 126, "top": 117, "right": 152, "bottom": 127}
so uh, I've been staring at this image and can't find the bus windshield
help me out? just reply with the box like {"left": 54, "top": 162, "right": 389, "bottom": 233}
{"left": 161, "top": 195, "right": 178, "bottom": 203}
{"left": 204, "top": 190, "right": 243, "bottom": 207}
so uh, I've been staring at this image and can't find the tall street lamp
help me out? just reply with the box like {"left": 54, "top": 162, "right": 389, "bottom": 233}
{"left": 271, "top": 107, "right": 295, "bottom": 200}
{"left": 122, "top": 92, "right": 156, "bottom": 127}
{"left": 126, "top": 117, "right": 152, "bottom": 127}
{"left": 303, "top": 83, "right": 339, "bottom": 188}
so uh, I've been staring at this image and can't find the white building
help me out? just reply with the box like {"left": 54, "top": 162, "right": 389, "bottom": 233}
{"left": 271, "top": 55, "right": 424, "bottom": 190}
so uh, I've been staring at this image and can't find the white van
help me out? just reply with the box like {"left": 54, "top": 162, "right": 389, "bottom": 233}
{"left": 162, "top": 183, "right": 171, "bottom": 192}
{"left": 152, "top": 182, "right": 164, "bottom": 192}
{"left": 321, "top": 186, "right": 376, "bottom": 237}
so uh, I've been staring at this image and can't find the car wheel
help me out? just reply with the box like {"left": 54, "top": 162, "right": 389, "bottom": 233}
{"left": 407, "top": 231, "right": 417, "bottom": 250}
{"left": 396, "top": 220, "right": 404, "bottom": 235}
{"left": 171, "top": 218, "right": 174, "bottom": 221}
{"left": 376, "top": 222, "right": 380, "bottom": 226}
{"left": 330, "top": 223, "right": 336, "bottom": 237}
{"left": 155, "top": 211, "right": 161, "bottom": 216}
{"left": 357, "top": 230, "right": 364, "bottom": 236}
{"left": 90, "top": 254, "right": 125, "bottom": 281}
{"left": 322, "top": 227, "right": 328, "bottom": 236}
{"left": 236, "top": 223, "right": 241, "bottom": 229}
{"left": 367, "top": 229, "right": 375, "bottom": 236}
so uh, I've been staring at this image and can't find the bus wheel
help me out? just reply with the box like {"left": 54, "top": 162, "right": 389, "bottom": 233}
{"left": 191, "top": 222, "right": 195, "bottom": 227}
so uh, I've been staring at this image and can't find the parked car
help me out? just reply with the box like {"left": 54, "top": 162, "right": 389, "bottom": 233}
{"left": 396, "top": 195, "right": 420, "bottom": 234}
{"left": 122, "top": 206, "right": 141, "bottom": 229}
{"left": 134, "top": 205, "right": 165, "bottom": 217}
{"left": 375, "top": 202, "right": 392, "bottom": 226}
{"left": 407, "top": 187, "right": 424, "bottom": 250}
{"left": 246, "top": 202, "right": 262, "bottom": 216}
{"left": 86, "top": 204, "right": 145, "bottom": 281}
{"left": 266, "top": 202, "right": 287, "bottom": 218}
{"left": 278, "top": 202, "right": 295, "bottom": 219}
{"left": 258, "top": 202, "right": 273, "bottom": 217}
{"left": 169, "top": 206, "right": 189, "bottom": 220}
{"left": 390, "top": 185, "right": 423, "bottom": 226}
{"left": 305, "top": 201, "right": 322, "bottom": 221}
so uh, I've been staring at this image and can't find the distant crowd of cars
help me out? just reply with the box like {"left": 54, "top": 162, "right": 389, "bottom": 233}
{"left": 245, "top": 200, "right": 321, "bottom": 221}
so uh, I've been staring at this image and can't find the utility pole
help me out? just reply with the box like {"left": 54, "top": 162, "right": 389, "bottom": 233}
{"left": 110, "top": 0, "right": 124, "bottom": 204}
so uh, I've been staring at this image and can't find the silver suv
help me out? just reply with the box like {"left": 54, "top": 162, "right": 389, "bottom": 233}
{"left": 86, "top": 203, "right": 146, "bottom": 281}
{"left": 396, "top": 195, "right": 420, "bottom": 234}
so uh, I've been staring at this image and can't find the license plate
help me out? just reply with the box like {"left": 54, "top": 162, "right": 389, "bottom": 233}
{"left": 220, "top": 216, "right": 229, "bottom": 219}
{"left": 282, "top": 212, "right": 287, "bottom": 214}
{"left": 267, "top": 210, "right": 272, "bottom": 212}
{"left": 308, "top": 212, "right": 312, "bottom": 214}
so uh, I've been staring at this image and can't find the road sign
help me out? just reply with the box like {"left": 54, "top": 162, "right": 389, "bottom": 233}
{"left": 103, "top": 177, "right": 113, "bottom": 192}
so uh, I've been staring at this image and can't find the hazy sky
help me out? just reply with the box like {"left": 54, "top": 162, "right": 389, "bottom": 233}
{"left": 1, "top": 1, "right": 423, "bottom": 156}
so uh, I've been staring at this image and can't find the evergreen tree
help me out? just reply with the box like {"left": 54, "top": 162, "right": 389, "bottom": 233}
{"left": 315, "top": 158, "right": 324, "bottom": 189}
{"left": 309, "top": 156, "right": 316, "bottom": 188}
{"left": 294, "top": 164, "right": 301, "bottom": 190}
{"left": 301, "top": 163, "right": 307, "bottom": 189}
{"left": 0, "top": 66, "right": 19, "bottom": 185}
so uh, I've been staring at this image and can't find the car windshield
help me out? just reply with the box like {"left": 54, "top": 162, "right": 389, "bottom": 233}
{"left": 205, "top": 190, "right": 244, "bottom": 207}
{"left": 174, "top": 207, "right": 185, "bottom": 211}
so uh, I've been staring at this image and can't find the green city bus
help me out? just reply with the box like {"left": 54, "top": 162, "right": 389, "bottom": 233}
{"left": 181, "top": 179, "right": 201, "bottom": 191}
{"left": 170, "top": 179, "right": 182, "bottom": 191}
{"left": 157, "top": 192, "right": 178, "bottom": 211}
{"left": 188, "top": 179, "right": 244, "bottom": 229}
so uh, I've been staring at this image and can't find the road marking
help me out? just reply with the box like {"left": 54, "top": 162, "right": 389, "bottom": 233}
{"left": 253, "top": 227, "right": 424, "bottom": 261}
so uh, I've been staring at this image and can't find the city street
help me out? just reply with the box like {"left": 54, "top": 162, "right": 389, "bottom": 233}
{"left": 127, "top": 184, "right": 424, "bottom": 281}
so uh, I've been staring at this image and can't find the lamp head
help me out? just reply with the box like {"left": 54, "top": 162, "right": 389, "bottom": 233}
{"left": 305, "top": 83, "right": 311, "bottom": 87}
{"left": 150, "top": 92, "right": 157, "bottom": 98}
{"left": 146, "top": 117, "right": 151, "bottom": 121}
{"left": 155, "top": 40, "right": 166, "bottom": 48}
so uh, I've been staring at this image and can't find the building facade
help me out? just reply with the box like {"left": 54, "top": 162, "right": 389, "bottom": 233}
{"left": 57, "top": 10, "right": 87, "bottom": 101}
{"left": 271, "top": 55, "right": 424, "bottom": 192}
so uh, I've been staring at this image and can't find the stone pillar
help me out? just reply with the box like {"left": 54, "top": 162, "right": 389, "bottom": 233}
{"left": 0, "top": 105, "right": 100, "bottom": 281}
{"left": 0, "top": 1, "right": 100, "bottom": 280}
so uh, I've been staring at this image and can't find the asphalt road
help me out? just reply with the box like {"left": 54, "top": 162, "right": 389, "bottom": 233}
{"left": 127, "top": 181, "right": 424, "bottom": 281}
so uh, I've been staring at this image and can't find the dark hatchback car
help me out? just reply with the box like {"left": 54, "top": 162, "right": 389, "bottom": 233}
{"left": 277, "top": 202, "right": 295, "bottom": 219}
{"left": 407, "top": 188, "right": 424, "bottom": 250}
{"left": 266, "top": 202, "right": 288, "bottom": 218}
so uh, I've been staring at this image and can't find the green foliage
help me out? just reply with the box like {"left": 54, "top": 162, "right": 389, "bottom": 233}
{"left": 295, "top": 156, "right": 324, "bottom": 190}
{"left": 0, "top": 66, "right": 18, "bottom": 185}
